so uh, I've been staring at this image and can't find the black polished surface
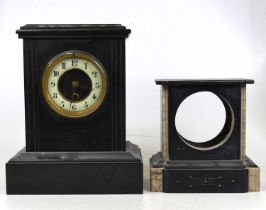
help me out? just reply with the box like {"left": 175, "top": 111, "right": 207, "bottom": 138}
{"left": 6, "top": 142, "right": 143, "bottom": 194}
{"left": 156, "top": 79, "right": 254, "bottom": 86}
{"left": 17, "top": 24, "right": 131, "bottom": 38}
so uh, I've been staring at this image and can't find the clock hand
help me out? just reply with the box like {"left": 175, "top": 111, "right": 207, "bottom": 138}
{"left": 69, "top": 86, "right": 76, "bottom": 110}
{"left": 78, "top": 85, "right": 93, "bottom": 90}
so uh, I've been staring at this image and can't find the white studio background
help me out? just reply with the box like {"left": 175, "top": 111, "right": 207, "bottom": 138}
{"left": 0, "top": 0, "right": 266, "bottom": 210}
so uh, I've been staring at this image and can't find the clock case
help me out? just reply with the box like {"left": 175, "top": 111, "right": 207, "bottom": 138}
{"left": 150, "top": 79, "right": 260, "bottom": 193}
{"left": 6, "top": 24, "right": 143, "bottom": 194}
{"left": 18, "top": 25, "right": 129, "bottom": 152}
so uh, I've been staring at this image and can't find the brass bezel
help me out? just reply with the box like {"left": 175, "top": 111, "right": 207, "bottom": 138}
{"left": 42, "top": 51, "right": 108, "bottom": 118}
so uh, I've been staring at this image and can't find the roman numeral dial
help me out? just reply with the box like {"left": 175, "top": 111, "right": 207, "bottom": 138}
{"left": 42, "top": 51, "right": 107, "bottom": 118}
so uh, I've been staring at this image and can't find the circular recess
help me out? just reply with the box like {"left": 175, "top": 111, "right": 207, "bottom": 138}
{"left": 175, "top": 91, "right": 234, "bottom": 150}
{"left": 58, "top": 69, "right": 92, "bottom": 102}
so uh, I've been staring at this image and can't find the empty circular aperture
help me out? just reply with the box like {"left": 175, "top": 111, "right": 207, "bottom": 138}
{"left": 175, "top": 91, "right": 232, "bottom": 150}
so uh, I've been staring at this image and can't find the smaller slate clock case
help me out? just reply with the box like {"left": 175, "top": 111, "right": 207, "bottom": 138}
{"left": 20, "top": 25, "right": 127, "bottom": 152}
{"left": 150, "top": 79, "right": 260, "bottom": 193}
{"left": 6, "top": 25, "right": 143, "bottom": 194}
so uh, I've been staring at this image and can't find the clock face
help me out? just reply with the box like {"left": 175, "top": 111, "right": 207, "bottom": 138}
{"left": 42, "top": 51, "right": 108, "bottom": 118}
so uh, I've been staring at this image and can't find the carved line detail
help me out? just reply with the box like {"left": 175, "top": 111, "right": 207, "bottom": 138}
{"left": 175, "top": 176, "right": 236, "bottom": 189}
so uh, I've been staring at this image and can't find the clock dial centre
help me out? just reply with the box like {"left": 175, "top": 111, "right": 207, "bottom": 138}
{"left": 58, "top": 68, "right": 92, "bottom": 102}
{"left": 72, "top": 80, "right": 80, "bottom": 88}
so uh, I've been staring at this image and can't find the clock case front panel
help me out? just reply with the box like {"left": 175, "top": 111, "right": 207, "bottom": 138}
{"left": 18, "top": 25, "right": 129, "bottom": 152}
{"left": 168, "top": 85, "right": 241, "bottom": 160}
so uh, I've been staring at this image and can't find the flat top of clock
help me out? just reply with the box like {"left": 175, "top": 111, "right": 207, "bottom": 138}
{"left": 155, "top": 79, "right": 254, "bottom": 86}
{"left": 19, "top": 24, "right": 127, "bottom": 29}
{"left": 17, "top": 24, "right": 131, "bottom": 37}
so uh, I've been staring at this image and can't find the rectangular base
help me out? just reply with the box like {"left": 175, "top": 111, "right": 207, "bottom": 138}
{"left": 150, "top": 152, "right": 259, "bottom": 193}
{"left": 6, "top": 142, "right": 143, "bottom": 194}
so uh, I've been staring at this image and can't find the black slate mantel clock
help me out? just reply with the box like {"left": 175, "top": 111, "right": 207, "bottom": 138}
{"left": 6, "top": 24, "right": 143, "bottom": 194}
{"left": 150, "top": 79, "right": 260, "bottom": 193}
